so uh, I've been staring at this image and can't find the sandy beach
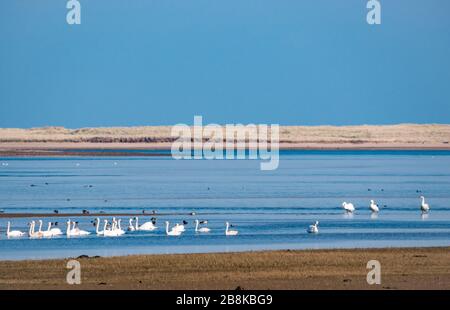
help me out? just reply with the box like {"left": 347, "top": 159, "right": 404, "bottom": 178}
{"left": 1, "top": 124, "right": 450, "bottom": 156}
{"left": 0, "top": 247, "right": 449, "bottom": 290}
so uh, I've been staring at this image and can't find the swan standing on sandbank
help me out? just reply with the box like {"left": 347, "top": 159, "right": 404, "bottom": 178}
{"left": 420, "top": 196, "right": 430, "bottom": 213}
{"left": 369, "top": 200, "right": 379, "bottom": 213}
{"left": 342, "top": 202, "right": 355, "bottom": 213}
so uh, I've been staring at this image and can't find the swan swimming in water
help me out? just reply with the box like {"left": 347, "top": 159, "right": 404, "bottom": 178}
{"left": 6, "top": 221, "right": 25, "bottom": 238}
{"left": 38, "top": 220, "right": 54, "bottom": 238}
{"left": 115, "top": 218, "right": 125, "bottom": 235}
{"left": 49, "top": 222, "right": 63, "bottom": 236}
{"left": 420, "top": 196, "right": 430, "bottom": 213}
{"left": 103, "top": 220, "right": 122, "bottom": 237}
{"left": 127, "top": 218, "right": 135, "bottom": 231}
{"left": 94, "top": 218, "right": 105, "bottom": 235}
{"left": 66, "top": 220, "right": 90, "bottom": 237}
{"left": 195, "top": 220, "right": 210, "bottom": 233}
{"left": 307, "top": 221, "right": 319, "bottom": 234}
{"left": 29, "top": 221, "right": 43, "bottom": 239}
{"left": 369, "top": 200, "right": 379, "bottom": 213}
{"left": 165, "top": 221, "right": 182, "bottom": 236}
{"left": 135, "top": 217, "right": 157, "bottom": 231}
{"left": 342, "top": 202, "right": 355, "bottom": 213}
{"left": 225, "top": 222, "right": 238, "bottom": 236}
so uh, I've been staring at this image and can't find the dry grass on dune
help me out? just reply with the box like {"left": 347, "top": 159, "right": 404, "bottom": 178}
{"left": 1, "top": 248, "right": 449, "bottom": 290}
{"left": 1, "top": 124, "right": 450, "bottom": 145}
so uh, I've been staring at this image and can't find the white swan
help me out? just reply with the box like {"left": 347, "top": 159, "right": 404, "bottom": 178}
{"left": 127, "top": 218, "right": 135, "bottom": 231}
{"left": 195, "top": 220, "right": 210, "bottom": 233}
{"left": 73, "top": 221, "right": 91, "bottom": 236}
{"left": 95, "top": 218, "right": 105, "bottom": 235}
{"left": 307, "top": 221, "right": 319, "bottom": 234}
{"left": 115, "top": 218, "right": 125, "bottom": 235}
{"left": 165, "top": 221, "right": 182, "bottom": 236}
{"left": 135, "top": 217, "right": 157, "bottom": 231}
{"left": 420, "top": 196, "right": 430, "bottom": 213}
{"left": 29, "top": 221, "right": 43, "bottom": 238}
{"left": 369, "top": 200, "right": 379, "bottom": 212}
{"left": 49, "top": 222, "right": 63, "bottom": 236}
{"left": 225, "top": 222, "right": 238, "bottom": 236}
{"left": 6, "top": 221, "right": 25, "bottom": 238}
{"left": 342, "top": 202, "right": 355, "bottom": 213}
{"left": 66, "top": 220, "right": 90, "bottom": 237}
{"left": 39, "top": 221, "right": 54, "bottom": 238}
{"left": 173, "top": 223, "right": 185, "bottom": 232}
{"left": 103, "top": 220, "right": 121, "bottom": 237}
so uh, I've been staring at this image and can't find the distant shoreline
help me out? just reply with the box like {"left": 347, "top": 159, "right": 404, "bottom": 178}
{"left": 0, "top": 247, "right": 449, "bottom": 289}
{"left": 1, "top": 124, "right": 450, "bottom": 156}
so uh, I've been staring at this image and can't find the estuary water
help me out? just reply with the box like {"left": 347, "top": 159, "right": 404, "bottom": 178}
{"left": 0, "top": 150, "right": 449, "bottom": 260}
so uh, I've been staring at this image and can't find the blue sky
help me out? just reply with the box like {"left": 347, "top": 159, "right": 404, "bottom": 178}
{"left": 1, "top": 0, "right": 449, "bottom": 128}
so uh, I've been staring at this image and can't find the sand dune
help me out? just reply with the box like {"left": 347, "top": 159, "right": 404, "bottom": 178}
{"left": 1, "top": 124, "right": 450, "bottom": 151}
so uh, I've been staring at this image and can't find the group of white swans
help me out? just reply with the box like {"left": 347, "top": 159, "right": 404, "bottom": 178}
{"left": 342, "top": 196, "right": 430, "bottom": 214}
{"left": 5, "top": 196, "right": 432, "bottom": 238}
{"left": 5, "top": 216, "right": 239, "bottom": 239}
{"left": 306, "top": 196, "right": 431, "bottom": 234}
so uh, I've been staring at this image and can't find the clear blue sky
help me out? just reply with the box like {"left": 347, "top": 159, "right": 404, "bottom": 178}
{"left": 1, "top": 0, "right": 449, "bottom": 128}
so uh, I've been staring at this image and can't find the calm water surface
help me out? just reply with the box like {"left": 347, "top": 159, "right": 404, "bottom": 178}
{"left": 0, "top": 150, "right": 449, "bottom": 260}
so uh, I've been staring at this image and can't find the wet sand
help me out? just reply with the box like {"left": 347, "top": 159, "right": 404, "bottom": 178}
{"left": 0, "top": 142, "right": 450, "bottom": 158}
{"left": 0, "top": 247, "right": 449, "bottom": 290}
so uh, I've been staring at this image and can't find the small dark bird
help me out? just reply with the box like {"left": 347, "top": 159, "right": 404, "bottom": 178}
{"left": 200, "top": 220, "right": 208, "bottom": 224}
{"left": 142, "top": 210, "right": 146, "bottom": 214}
{"left": 381, "top": 189, "right": 384, "bottom": 192}
{"left": 368, "top": 188, "right": 371, "bottom": 191}
{"left": 182, "top": 220, "right": 188, "bottom": 225}
{"left": 82, "top": 210, "right": 89, "bottom": 215}
{"left": 30, "top": 184, "right": 36, "bottom": 187}
{"left": 152, "top": 210, "right": 156, "bottom": 215}
{"left": 66, "top": 198, "right": 71, "bottom": 201}
{"left": 190, "top": 212, "right": 196, "bottom": 216}
{"left": 53, "top": 210, "right": 59, "bottom": 214}
{"left": 45, "top": 182, "right": 49, "bottom": 185}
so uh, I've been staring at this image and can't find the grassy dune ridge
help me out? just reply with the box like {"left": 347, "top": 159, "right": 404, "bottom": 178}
{"left": 1, "top": 124, "right": 450, "bottom": 144}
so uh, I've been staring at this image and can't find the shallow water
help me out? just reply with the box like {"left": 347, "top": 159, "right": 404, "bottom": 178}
{"left": 0, "top": 150, "right": 449, "bottom": 260}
